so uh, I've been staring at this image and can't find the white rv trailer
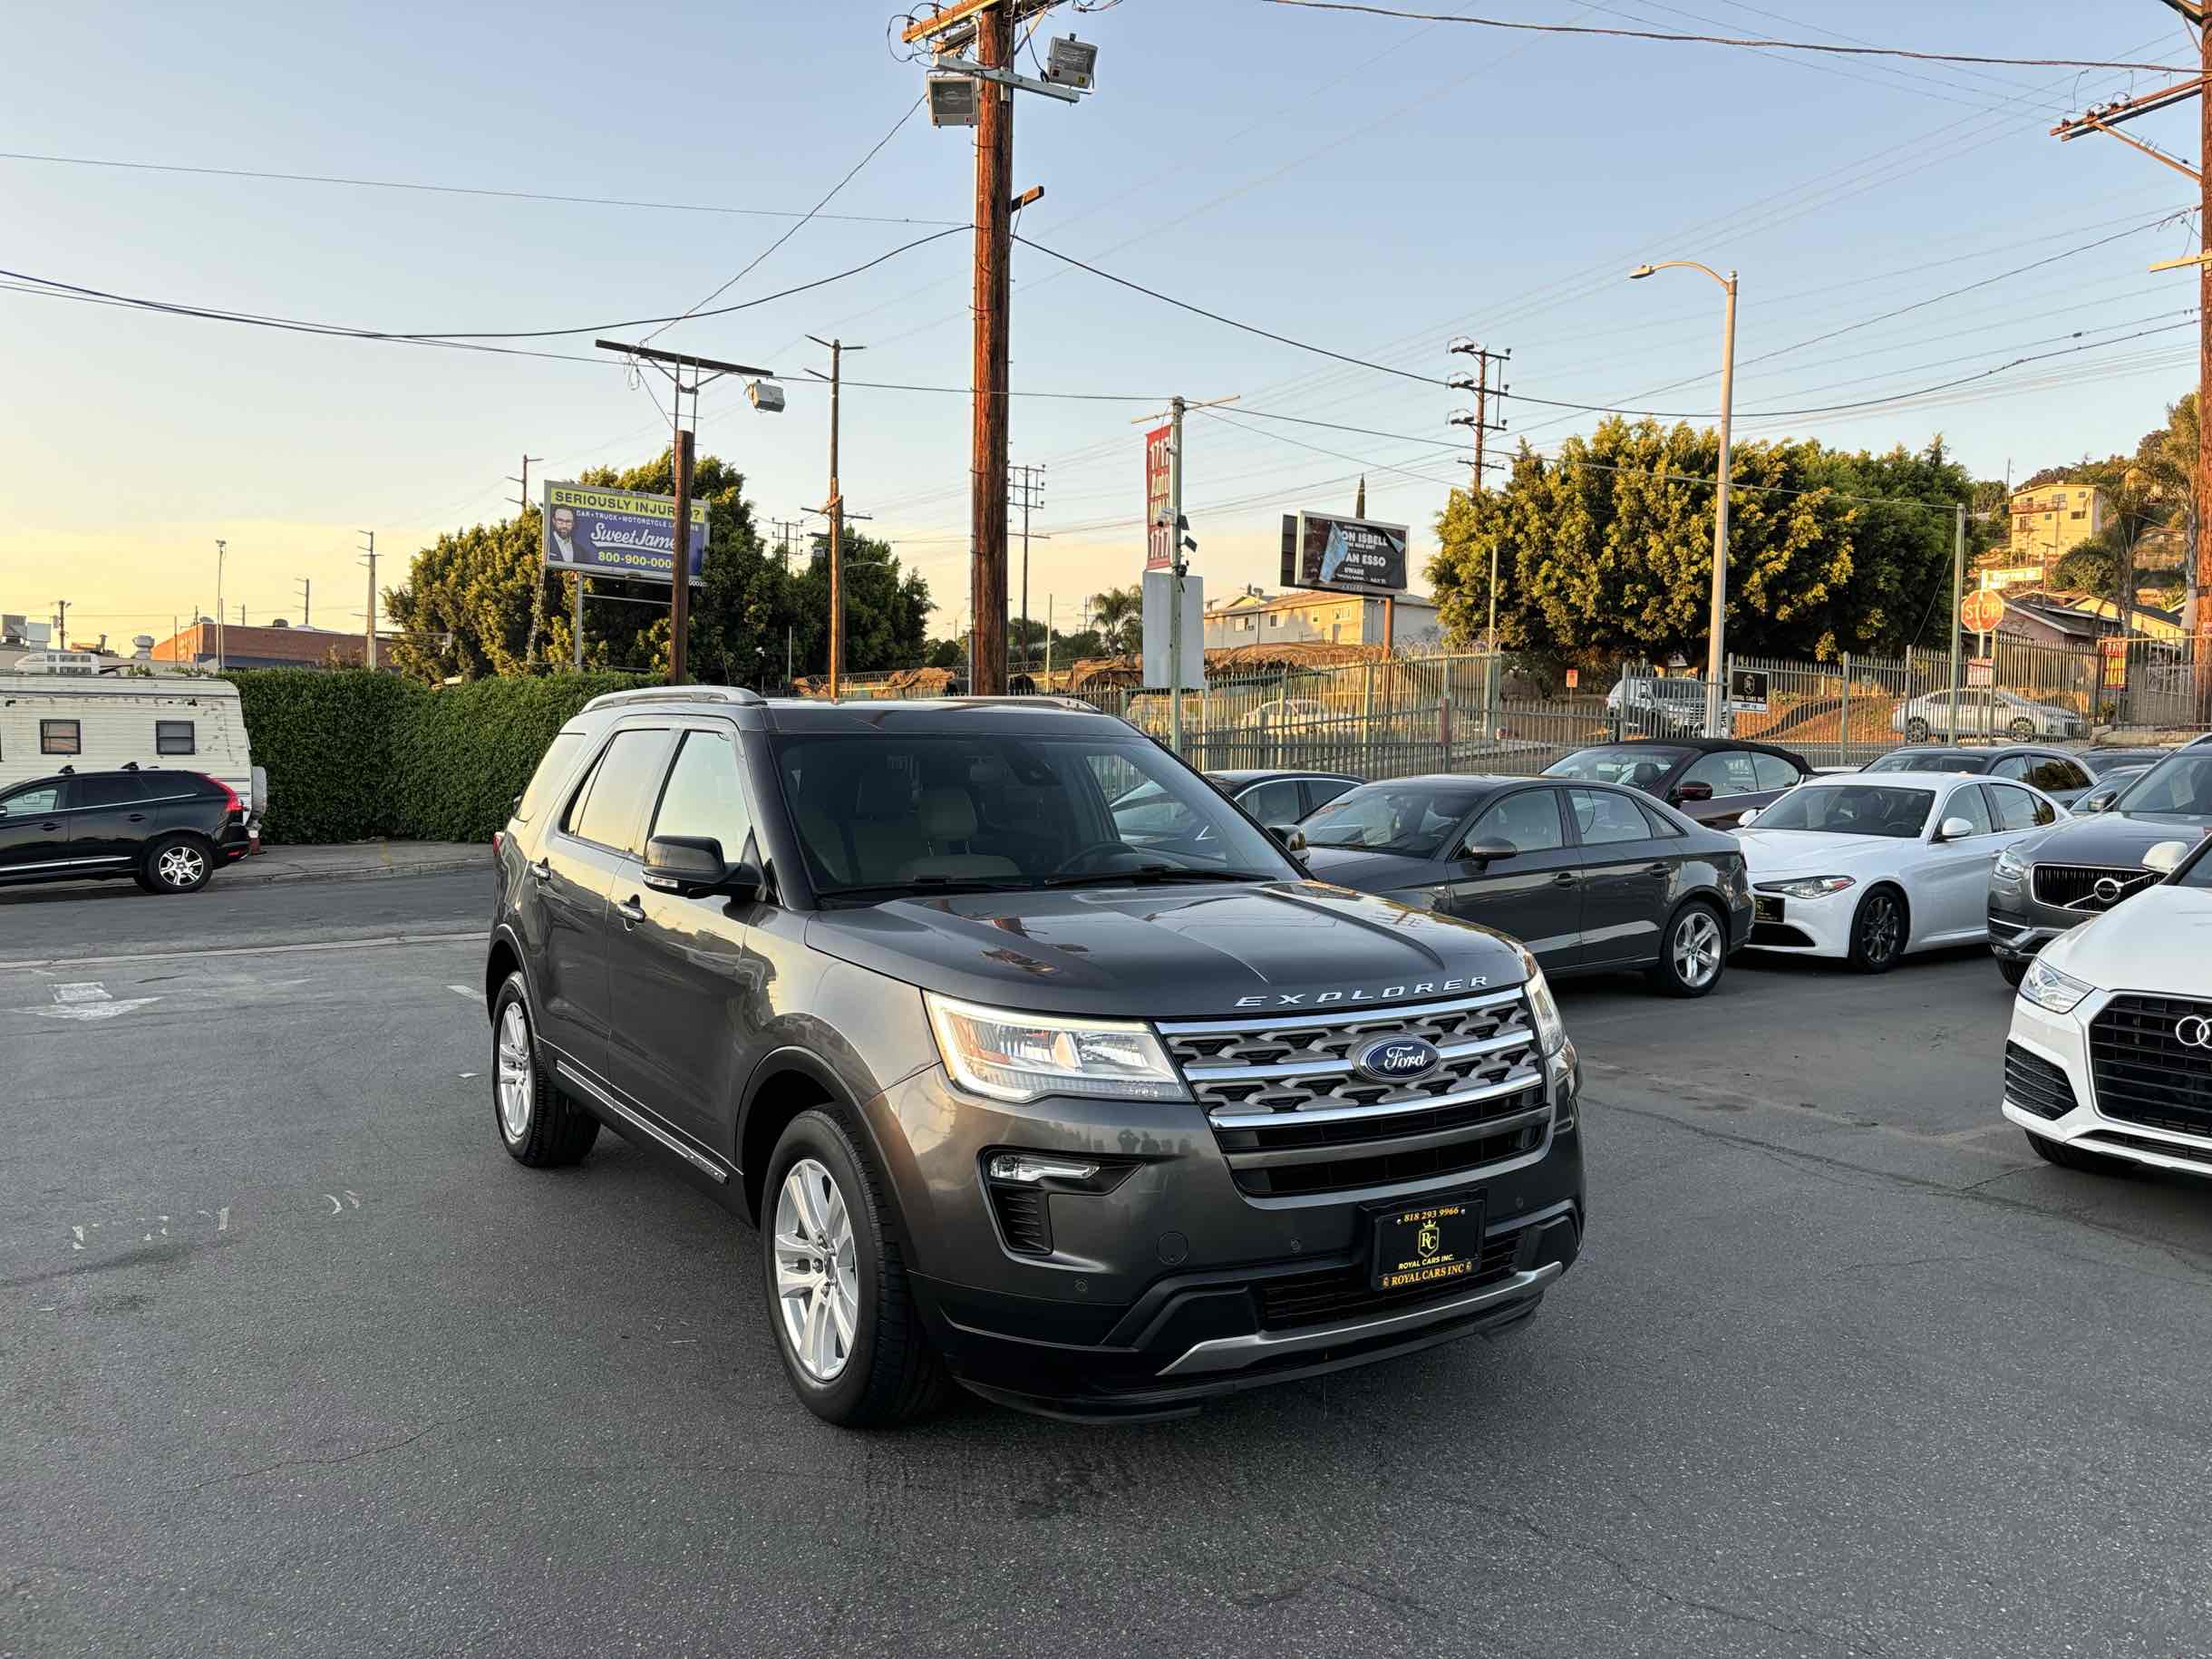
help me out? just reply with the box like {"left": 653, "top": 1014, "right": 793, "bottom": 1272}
{"left": 0, "top": 675, "right": 255, "bottom": 812}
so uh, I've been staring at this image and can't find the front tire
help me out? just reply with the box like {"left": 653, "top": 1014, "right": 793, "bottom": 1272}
{"left": 138, "top": 832, "right": 214, "bottom": 894}
{"left": 2024, "top": 1130, "right": 2130, "bottom": 1176}
{"left": 1905, "top": 717, "right": 1931, "bottom": 742}
{"left": 492, "top": 974, "right": 598, "bottom": 1167}
{"left": 1648, "top": 900, "right": 1727, "bottom": 998}
{"left": 2009, "top": 717, "right": 2035, "bottom": 740}
{"left": 1847, "top": 887, "right": 1906, "bottom": 974}
{"left": 761, "top": 1108, "right": 946, "bottom": 1429}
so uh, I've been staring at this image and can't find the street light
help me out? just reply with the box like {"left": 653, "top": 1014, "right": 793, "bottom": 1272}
{"left": 1629, "top": 259, "right": 1738, "bottom": 738}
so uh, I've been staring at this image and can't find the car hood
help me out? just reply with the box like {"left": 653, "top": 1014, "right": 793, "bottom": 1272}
{"left": 2014, "top": 812, "right": 2212, "bottom": 870}
{"left": 1732, "top": 829, "right": 1923, "bottom": 877}
{"left": 1295, "top": 847, "right": 1441, "bottom": 892}
{"left": 2043, "top": 885, "right": 2212, "bottom": 992}
{"left": 805, "top": 879, "right": 1524, "bottom": 1019}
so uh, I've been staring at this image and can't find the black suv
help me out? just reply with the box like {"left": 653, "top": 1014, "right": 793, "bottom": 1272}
{"left": 0, "top": 767, "right": 249, "bottom": 893}
{"left": 485, "top": 689, "right": 1585, "bottom": 1426}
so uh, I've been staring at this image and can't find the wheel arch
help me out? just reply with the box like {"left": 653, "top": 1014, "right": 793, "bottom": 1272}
{"left": 737, "top": 1048, "right": 882, "bottom": 1228}
{"left": 483, "top": 928, "right": 525, "bottom": 1022}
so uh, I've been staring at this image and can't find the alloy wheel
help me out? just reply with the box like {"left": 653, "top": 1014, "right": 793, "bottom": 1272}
{"left": 157, "top": 845, "right": 206, "bottom": 888}
{"left": 773, "top": 1158, "right": 859, "bottom": 1383}
{"left": 1673, "top": 909, "right": 1723, "bottom": 989}
{"left": 1859, "top": 894, "right": 1901, "bottom": 965}
{"left": 496, "top": 1001, "right": 533, "bottom": 1142}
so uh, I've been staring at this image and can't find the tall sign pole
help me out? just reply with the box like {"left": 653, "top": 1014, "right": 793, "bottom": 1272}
{"left": 669, "top": 426, "right": 694, "bottom": 685}
{"left": 968, "top": 5, "right": 1014, "bottom": 695}
{"left": 1169, "top": 395, "right": 1187, "bottom": 755}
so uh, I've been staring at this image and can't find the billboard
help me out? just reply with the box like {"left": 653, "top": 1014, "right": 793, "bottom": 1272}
{"left": 543, "top": 480, "right": 708, "bottom": 587}
{"left": 1144, "top": 424, "right": 1173, "bottom": 571}
{"left": 1282, "top": 511, "right": 1410, "bottom": 596}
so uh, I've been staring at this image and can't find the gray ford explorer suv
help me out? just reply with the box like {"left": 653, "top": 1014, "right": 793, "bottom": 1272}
{"left": 484, "top": 688, "right": 1584, "bottom": 1426}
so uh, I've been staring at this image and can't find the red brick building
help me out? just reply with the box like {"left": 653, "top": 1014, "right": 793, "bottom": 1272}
{"left": 150, "top": 621, "right": 394, "bottom": 672}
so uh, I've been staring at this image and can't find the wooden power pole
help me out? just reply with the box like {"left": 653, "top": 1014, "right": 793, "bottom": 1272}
{"left": 808, "top": 335, "right": 865, "bottom": 696}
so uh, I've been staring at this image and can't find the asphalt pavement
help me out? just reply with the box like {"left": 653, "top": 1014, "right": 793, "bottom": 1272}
{"left": 6, "top": 873, "right": 2212, "bottom": 1659}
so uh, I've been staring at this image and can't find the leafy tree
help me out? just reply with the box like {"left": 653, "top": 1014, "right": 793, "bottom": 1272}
{"left": 1429, "top": 418, "right": 1977, "bottom": 665}
{"left": 787, "top": 531, "right": 933, "bottom": 675}
{"left": 1088, "top": 585, "right": 1143, "bottom": 656}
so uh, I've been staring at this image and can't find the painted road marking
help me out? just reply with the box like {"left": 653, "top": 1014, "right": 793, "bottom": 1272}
{"left": 0, "top": 933, "right": 480, "bottom": 974}
{"left": 34, "top": 982, "right": 160, "bottom": 1022}
{"left": 447, "top": 985, "right": 478, "bottom": 1001}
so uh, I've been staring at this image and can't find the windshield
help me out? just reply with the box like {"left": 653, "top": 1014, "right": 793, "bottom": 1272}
{"left": 1750, "top": 784, "right": 1933, "bottom": 839}
{"left": 1303, "top": 783, "right": 1486, "bottom": 857}
{"left": 2110, "top": 751, "right": 2212, "bottom": 819}
{"left": 1867, "top": 750, "right": 1985, "bottom": 775}
{"left": 1545, "top": 745, "right": 1689, "bottom": 788}
{"left": 2175, "top": 835, "right": 2212, "bottom": 888}
{"left": 773, "top": 733, "right": 1296, "bottom": 901}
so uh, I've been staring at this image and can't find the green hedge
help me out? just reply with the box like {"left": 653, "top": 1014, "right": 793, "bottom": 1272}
{"left": 225, "top": 669, "right": 648, "bottom": 845}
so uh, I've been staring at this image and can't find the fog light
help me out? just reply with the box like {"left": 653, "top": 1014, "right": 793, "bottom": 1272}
{"left": 987, "top": 1153, "right": 1100, "bottom": 1185}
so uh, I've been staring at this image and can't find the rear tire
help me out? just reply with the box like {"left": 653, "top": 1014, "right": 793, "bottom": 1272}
{"left": 137, "top": 832, "right": 215, "bottom": 894}
{"left": 1647, "top": 900, "right": 1728, "bottom": 998}
{"left": 1904, "top": 717, "right": 1931, "bottom": 742}
{"left": 2024, "top": 1130, "right": 2130, "bottom": 1176}
{"left": 761, "top": 1108, "right": 947, "bottom": 1429}
{"left": 2009, "top": 717, "right": 2035, "bottom": 740}
{"left": 1998, "top": 956, "right": 2029, "bottom": 988}
{"left": 492, "top": 974, "right": 598, "bottom": 1168}
{"left": 1847, "top": 887, "right": 1907, "bottom": 974}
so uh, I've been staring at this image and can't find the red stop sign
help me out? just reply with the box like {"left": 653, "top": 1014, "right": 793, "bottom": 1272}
{"left": 1960, "top": 588, "right": 2006, "bottom": 634}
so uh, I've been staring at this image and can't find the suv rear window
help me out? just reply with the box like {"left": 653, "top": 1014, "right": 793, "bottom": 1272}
{"left": 517, "top": 731, "right": 585, "bottom": 823}
{"left": 565, "top": 730, "right": 670, "bottom": 853}
{"left": 75, "top": 774, "right": 150, "bottom": 808}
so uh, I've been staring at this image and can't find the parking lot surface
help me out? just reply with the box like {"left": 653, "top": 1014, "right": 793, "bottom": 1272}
{"left": 6, "top": 872, "right": 2211, "bottom": 1658}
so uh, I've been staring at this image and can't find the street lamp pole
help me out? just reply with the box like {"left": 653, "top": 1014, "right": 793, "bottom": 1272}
{"left": 1631, "top": 260, "right": 1737, "bottom": 738}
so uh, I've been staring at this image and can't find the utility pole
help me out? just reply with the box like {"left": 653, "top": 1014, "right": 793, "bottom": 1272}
{"left": 1949, "top": 506, "right": 1965, "bottom": 745}
{"left": 512, "top": 453, "right": 544, "bottom": 671}
{"left": 771, "top": 517, "right": 804, "bottom": 568}
{"left": 214, "top": 539, "right": 227, "bottom": 674}
{"left": 1009, "top": 462, "right": 1046, "bottom": 674}
{"left": 969, "top": 2, "right": 1014, "bottom": 696}
{"left": 358, "top": 531, "right": 377, "bottom": 670}
{"left": 807, "top": 336, "right": 865, "bottom": 696}
{"left": 296, "top": 577, "right": 311, "bottom": 627}
{"left": 1448, "top": 340, "right": 1511, "bottom": 651}
{"left": 52, "top": 599, "right": 68, "bottom": 652}
{"left": 2051, "top": 23, "right": 2211, "bottom": 703}
{"left": 1169, "top": 396, "right": 1187, "bottom": 753}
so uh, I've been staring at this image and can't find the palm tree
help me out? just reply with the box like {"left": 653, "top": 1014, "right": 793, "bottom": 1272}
{"left": 1089, "top": 585, "right": 1143, "bottom": 657}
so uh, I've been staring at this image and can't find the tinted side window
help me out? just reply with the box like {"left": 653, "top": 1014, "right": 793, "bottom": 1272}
{"left": 1567, "top": 788, "right": 1650, "bottom": 847}
{"left": 76, "top": 775, "right": 149, "bottom": 808}
{"left": 1635, "top": 800, "right": 1685, "bottom": 838}
{"left": 517, "top": 731, "right": 586, "bottom": 823}
{"left": 1986, "top": 783, "right": 2042, "bottom": 832}
{"left": 1304, "top": 778, "right": 1356, "bottom": 815}
{"left": 1751, "top": 752, "right": 1800, "bottom": 791}
{"left": 2024, "top": 757, "right": 2087, "bottom": 792}
{"left": 1940, "top": 784, "right": 1993, "bottom": 835}
{"left": 568, "top": 730, "right": 671, "bottom": 853}
{"left": 1469, "top": 790, "right": 1566, "bottom": 853}
{"left": 1989, "top": 755, "right": 2030, "bottom": 781}
{"left": 2, "top": 783, "right": 62, "bottom": 814}
{"left": 649, "top": 730, "right": 754, "bottom": 854}
{"left": 1682, "top": 752, "right": 1759, "bottom": 797}
{"left": 1237, "top": 779, "right": 1303, "bottom": 826}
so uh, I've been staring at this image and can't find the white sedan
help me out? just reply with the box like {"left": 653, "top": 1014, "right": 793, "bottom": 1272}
{"left": 1890, "top": 688, "right": 2087, "bottom": 742}
{"left": 1735, "top": 771, "right": 2069, "bottom": 972}
{"left": 2002, "top": 832, "right": 2211, "bottom": 1178}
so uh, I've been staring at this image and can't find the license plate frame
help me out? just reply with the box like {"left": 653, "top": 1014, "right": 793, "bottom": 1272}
{"left": 1367, "top": 1190, "right": 1488, "bottom": 1292}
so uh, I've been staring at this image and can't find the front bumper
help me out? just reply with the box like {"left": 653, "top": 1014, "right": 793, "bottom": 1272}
{"left": 867, "top": 1048, "right": 1586, "bottom": 1419}
{"left": 2002, "top": 991, "right": 2212, "bottom": 1178}
{"left": 1745, "top": 888, "right": 1854, "bottom": 958}
{"left": 1985, "top": 872, "right": 2081, "bottom": 963}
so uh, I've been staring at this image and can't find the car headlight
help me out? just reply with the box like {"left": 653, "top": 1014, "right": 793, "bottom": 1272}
{"left": 1518, "top": 950, "right": 1567, "bottom": 1057}
{"left": 924, "top": 993, "right": 1187, "bottom": 1103}
{"left": 2018, "top": 956, "right": 2094, "bottom": 1015}
{"left": 1993, "top": 846, "right": 2027, "bottom": 881}
{"left": 1756, "top": 875, "right": 1856, "bottom": 900}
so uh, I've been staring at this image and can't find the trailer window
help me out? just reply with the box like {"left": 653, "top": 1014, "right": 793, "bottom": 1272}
{"left": 40, "top": 720, "right": 82, "bottom": 755}
{"left": 156, "top": 720, "right": 196, "bottom": 755}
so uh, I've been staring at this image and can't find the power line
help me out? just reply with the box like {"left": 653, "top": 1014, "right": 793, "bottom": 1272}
{"left": 1259, "top": 1, "right": 2197, "bottom": 73}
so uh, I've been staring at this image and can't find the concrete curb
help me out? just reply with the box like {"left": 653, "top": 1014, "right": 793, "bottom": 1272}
{"left": 221, "top": 855, "right": 486, "bottom": 889}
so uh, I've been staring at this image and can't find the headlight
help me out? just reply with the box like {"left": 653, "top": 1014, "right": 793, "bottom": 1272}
{"left": 2019, "top": 956, "right": 2094, "bottom": 1015}
{"left": 1518, "top": 951, "right": 1567, "bottom": 1056}
{"left": 1756, "top": 875, "right": 1856, "bottom": 901}
{"left": 1994, "top": 847, "right": 2027, "bottom": 881}
{"left": 924, "top": 993, "right": 1187, "bottom": 1103}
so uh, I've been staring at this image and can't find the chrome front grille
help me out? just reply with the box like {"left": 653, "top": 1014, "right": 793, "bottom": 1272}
{"left": 2032, "top": 862, "right": 2156, "bottom": 913}
{"left": 1160, "top": 991, "right": 1549, "bottom": 1196}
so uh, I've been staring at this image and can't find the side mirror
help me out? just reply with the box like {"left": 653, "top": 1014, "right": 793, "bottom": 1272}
{"left": 1936, "top": 816, "right": 1976, "bottom": 843}
{"left": 2079, "top": 789, "right": 2118, "bottom": 813}
{"left": 2143, "top": 839, "right": 2192, "bottom": 877}
{"left": 643, "top": 834, "right": 759, "bottom": 898}
{"left": 1265, "top": 824, "right": 1308, "bottom": 855}
{"left": 509, "top": 793, "right": 523, "bottom": 818}
{"left": 1461, "top": 835, "right": 1519, "bottom": 866}
{"left": 1736, "top": 809, "right": 1759, "bottom": 828}
{"left": 1672, "top": 780, "right": 1714, "bottom": 803}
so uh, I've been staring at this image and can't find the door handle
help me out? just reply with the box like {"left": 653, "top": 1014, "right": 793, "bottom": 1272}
{"left": 616, "top": 897, "right": 645, "bottom": 927}
{"left": 128, "top": 813, "right": 148, "bottom": 822}
{"left": 1550, "top": 871, "right": 1578, "bottom": 887}
{"left": 40, "top": 821, "right": 60, "bottom": 831}
{"left": 1644, "top": 861, "right": 1671, "bottom": 876}
{"left": 528, "top": 859, "right": 553, "bottom": 884}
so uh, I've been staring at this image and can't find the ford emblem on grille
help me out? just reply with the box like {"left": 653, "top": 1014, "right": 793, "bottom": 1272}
{"left": 1355, "top": 1036, "right": 1442, "bottom": 1083}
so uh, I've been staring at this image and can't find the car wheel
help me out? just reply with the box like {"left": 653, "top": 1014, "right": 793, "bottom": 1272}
{"left": 1846, "top": 887, "right": 1906, "bottom": 974}
{"left": 1905, "top": 717, "right": 1931, "bottom": 742}
{"left": 762, "top": 1108, "right": 947, "bottom": 1429}
{"left": 1648, "top": 900, "right": 1728, "bottom": 998}
{"left": 491, "top": 973, "right": 598, "bottom": 1167}
{"left": 137, "top": 832, "right": 215, "bottom": 894}
{"left": 2009, "top": 717, "right": 2035, "bottom": 740}
{"left": 2023, "top": 1130, "right": 2130, "bottom": 1176}
{"left": 1998, "top": 956, "right": 2028, "bottom": 988}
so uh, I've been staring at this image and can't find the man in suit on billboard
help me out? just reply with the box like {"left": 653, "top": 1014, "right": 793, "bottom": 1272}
{"left": 548, "top": 504, "right": 584, "bottom": 568}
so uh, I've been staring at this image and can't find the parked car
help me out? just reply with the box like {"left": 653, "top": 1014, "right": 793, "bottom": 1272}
{"left": 1208, "top": 769, "right": 1360, "bottom": 824}
{"left": 0, "top": 766, "right": 251, "bottom": 893}
{"left": 2001, "top": 831, "right": 2212, "bottom": 1178}
{"left": 1298, "top": 774, "right": 1752, "bottom": 996}
{"left": 2074, "top": 765, "right": 2153, "bottom": 811}
{"left": 1233, "top": 696, "right": 1334, "bottom": 735}
{"left": 1890, "top": 689, "right": 2086, "bottom": 742}
{"left": 2079, "top": 745, "right": 2173, "bottom": 777}
{"left": 486, "top": 690, "right": 1585, "bottom": 1425}
{"left": 1986, "top": 744, "right": 2212, "bottom": 984}
{"left": 1735, "top": 771, "right": 2068, "bottom": 973}
{"left": 1863, "top": 745, "right": 2095, "bottom": 807}
{"left": 1605, "top": 675, "right": 1715, "bottom": 737}
{"left": 1543, "top": 737, "right": 1809, "bottom": 828}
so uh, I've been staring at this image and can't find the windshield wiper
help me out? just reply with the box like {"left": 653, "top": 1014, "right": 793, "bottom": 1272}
{"left": 818, "top": 877, "right": 1027, "bottom": 904}
{"left": 1042, "top": 866, "right": 1277, "bottom": 888}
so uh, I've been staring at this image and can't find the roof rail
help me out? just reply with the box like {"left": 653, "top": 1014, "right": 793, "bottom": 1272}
{"left": 580, "top": 685, "right": 765, "bottom": 713}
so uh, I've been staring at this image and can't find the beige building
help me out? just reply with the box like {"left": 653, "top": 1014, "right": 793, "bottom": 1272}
{"left": 2005, "top": 480, "right": 2110, "bottom": 571}
{"left": 1204, "top": 587, "right": 1442, "bottom": 651}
